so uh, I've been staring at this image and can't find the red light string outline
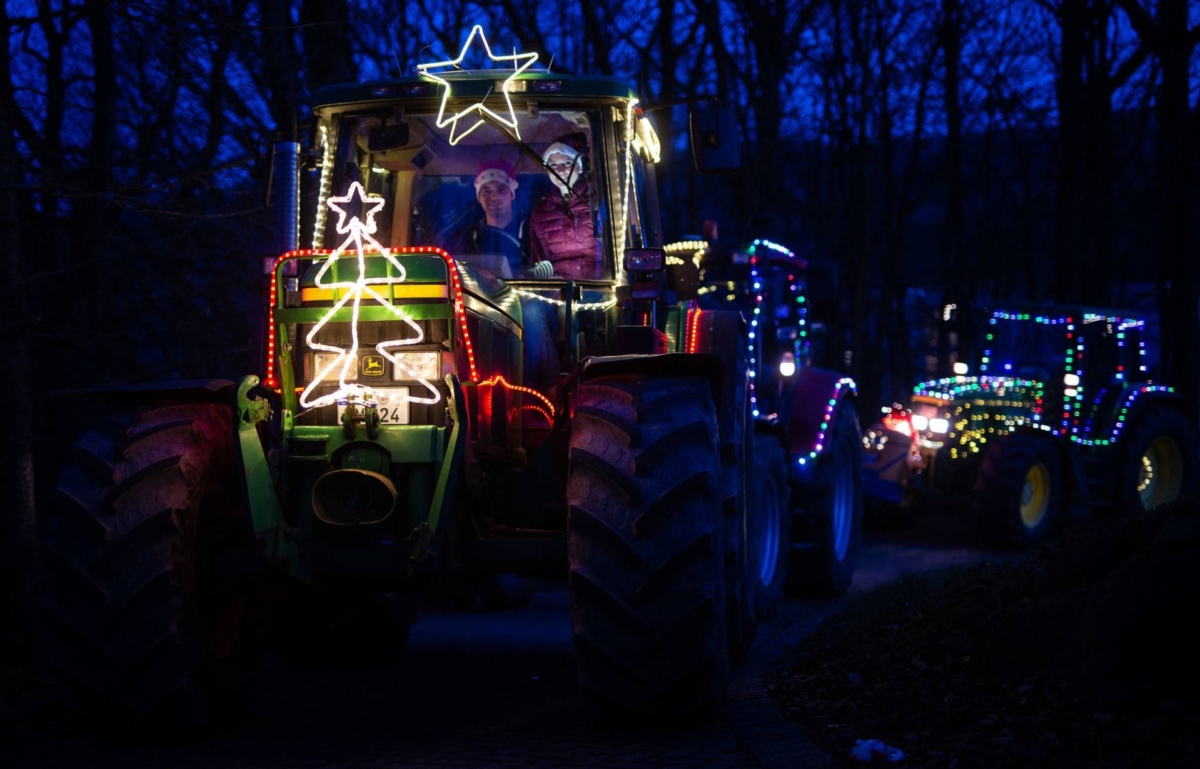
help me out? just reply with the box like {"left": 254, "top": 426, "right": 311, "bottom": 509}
{"left": 265, "top": 246, "right": 478, "bottom": 389}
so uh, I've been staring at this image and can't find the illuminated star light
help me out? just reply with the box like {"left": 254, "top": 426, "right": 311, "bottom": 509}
{"left": 416, "top": 25, "right": 538, "bottom": 145}
{"left": 300, "top": 181, "right": 441, "bottom": 410}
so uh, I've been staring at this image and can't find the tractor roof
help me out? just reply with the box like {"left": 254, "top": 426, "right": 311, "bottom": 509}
{"left": 984, "top": 303, "right": 1150, "bottom": 326}
{"left": 313, "top": 71, "right": 639, "bottom": 112}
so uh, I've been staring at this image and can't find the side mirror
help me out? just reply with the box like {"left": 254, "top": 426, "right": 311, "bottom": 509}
{"left": 623, "top": 248, "right": 666, "bottom": 273}
{"left": 689, "top": 107, "right": 740, "bottom": 174}
{"left": 368, "top": 123, "right": 410, "bottom": 152}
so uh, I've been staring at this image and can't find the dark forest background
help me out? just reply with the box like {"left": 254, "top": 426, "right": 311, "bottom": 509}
{"left": 2, "top": 0, "right": 1199, "bottom": 641}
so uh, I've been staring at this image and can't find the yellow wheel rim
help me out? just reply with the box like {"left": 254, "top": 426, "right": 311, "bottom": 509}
{"left": 1020, "top": 462, "right": 1050, "bottom": 529}
{"left": 1138, "top": 435, "right": 1183, "bottom": 511}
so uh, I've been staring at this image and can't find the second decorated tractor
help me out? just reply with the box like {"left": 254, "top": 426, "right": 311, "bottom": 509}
{"left": 862, "top": 304, "right": 1197, "bottom": 545}
{"left": 41, "top": 27, "right": 862, "bottom": 726}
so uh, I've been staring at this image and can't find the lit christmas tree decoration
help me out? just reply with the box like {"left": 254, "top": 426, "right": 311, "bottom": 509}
{"left": 416, "top": 25, "right": 538, "bottom": 145}
{"left": 299, "top": 182, "right": 441, "bottom": 411}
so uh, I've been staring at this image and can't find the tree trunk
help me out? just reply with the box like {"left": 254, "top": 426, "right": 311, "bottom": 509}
{"left": 1152, "top": 0, "right": 1198, "bottom": 413}
{"left": 939, "top": 0, "right": 966, "bottom": 375}
{"left": 0, "top": 2, "right": 41, "bottom": 698}
{"left": 1117, "top": 0, "right": 1200, "bottom": 416}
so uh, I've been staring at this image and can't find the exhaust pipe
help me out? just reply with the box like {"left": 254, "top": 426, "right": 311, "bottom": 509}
{"left": 272, "top": 140, "right": 301, "bottom": 255}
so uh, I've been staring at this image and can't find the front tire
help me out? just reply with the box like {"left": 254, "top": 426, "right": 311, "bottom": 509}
{"left": 974, "top": 433, "right": 1062, "bottom": 548}
{"left": 567, "top": 374, "right": 729, "bottom": 720}
{"left": 41, "top": 402, "right": 260, "bottom": 728}
{"left": 786, "top": 401, "right": 864, "bottom": 597}
{"left": 1117, "top": 406, "right": 1197, "bottom": 515}
{"left": 750, "top": 434, "right": 789, "bottom": 619}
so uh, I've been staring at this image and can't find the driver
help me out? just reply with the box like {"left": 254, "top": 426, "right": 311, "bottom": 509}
{"left": 443, "top": 159, "right": 526, "bottom": 277}
{"left": 445, "top": 159, "right": 559, "bottom": 389}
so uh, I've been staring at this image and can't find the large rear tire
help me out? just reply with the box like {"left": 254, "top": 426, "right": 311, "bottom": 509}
{"left": 567, "top": 374, "right": 729, "bottom": 720}
{"left": 40, "top": 402, "right": 260, "bottom": 729}
{"left": 974, "top": 432, "right": 1062, "bottom": 548}
{"left": 1117, "top": 406, "right": 1197, "bottom": 515}
{"left": 786, "top": 400, "right": 864, "bottom": 597}
{"left": 718, "top": 338, "right": 755, "bottom": 664}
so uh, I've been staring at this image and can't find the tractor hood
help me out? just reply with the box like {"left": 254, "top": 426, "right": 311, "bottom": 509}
{"left": 911, "top": 375, "right": 1047, "bottom": 406}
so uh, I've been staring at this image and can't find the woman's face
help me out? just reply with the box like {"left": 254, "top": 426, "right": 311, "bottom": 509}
{"left": 547, "top": 153, "right": 579, "bottom": 193}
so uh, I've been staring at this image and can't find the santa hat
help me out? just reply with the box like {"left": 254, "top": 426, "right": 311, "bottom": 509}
{"left": 474, "top": 159, "right": 518, "bottom": 192}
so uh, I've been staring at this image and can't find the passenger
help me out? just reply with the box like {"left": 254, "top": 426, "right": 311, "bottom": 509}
{"left": 529, "top": 142, "right": 602, "bottom": 280}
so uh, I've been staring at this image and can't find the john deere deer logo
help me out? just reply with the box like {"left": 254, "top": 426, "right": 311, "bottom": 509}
{"left": 362, "top": 355, "right": 385, "bottom": 377}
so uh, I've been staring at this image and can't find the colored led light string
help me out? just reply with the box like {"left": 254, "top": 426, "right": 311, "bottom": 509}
{"left": 1078, "top": 387, "right": 1110, "bottom": 446}
{"left": 1109, "top": 386, "right": 1175, "bottom": 442}
{"left": 746, "top": 248, "right": 762, "bottom": 416}
{"left": 796, "top": 378, "right": 857, "bottom": 466}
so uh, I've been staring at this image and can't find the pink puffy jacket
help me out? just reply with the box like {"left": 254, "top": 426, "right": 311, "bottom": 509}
{"left": 529, "top": 188, "right": 602, "bottom": 280}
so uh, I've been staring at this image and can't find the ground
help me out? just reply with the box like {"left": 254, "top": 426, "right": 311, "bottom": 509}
{"left": 768, "top": 506, "right": 1200, "bottom": 768}
{"left": 5, "top": 502, "right": 1193, "bottom": 767}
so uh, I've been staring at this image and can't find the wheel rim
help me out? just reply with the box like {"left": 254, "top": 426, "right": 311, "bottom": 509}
{"left": 1019, "top": 463, "right": 1050, "bottom": 529}
{"left": 1139, "top": 435, "right": 1184, "bottom": 510}
{"left": 758, "top": 474, "right": 780, "bottom": 587}
{"left": 832, "top": 444, "right": 854, "bottom": 562}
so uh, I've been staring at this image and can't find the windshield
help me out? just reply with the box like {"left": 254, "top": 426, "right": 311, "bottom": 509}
{"left": 318, "top": 109, "right": 610, "bottom": 282}
{"left": 978, "top": 319, "right": 1069, "bottom": 383}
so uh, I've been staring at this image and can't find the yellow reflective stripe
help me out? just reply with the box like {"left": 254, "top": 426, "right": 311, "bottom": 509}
{"left": 300, "top": 285, "right": 449, "bottom": 301}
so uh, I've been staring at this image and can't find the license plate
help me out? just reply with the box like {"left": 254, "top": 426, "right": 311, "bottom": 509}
{"left": 337, "top": 388, "right": 410, "bottom": 425}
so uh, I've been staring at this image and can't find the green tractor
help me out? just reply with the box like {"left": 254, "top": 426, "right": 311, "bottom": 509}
{"left": 863, "top": 304, "right": 1197, "bottom": 546}
{"left": 41, "top": 27, "right": 862, "bottom": 725}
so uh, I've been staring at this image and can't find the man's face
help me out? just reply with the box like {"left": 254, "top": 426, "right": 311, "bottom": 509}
{"left": 477, "top": 180, "right": 514, "bottom": 225}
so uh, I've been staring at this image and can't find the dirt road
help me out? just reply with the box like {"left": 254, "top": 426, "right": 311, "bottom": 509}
{"left": 9, "top": 504, "right": 998, "bottom": 769}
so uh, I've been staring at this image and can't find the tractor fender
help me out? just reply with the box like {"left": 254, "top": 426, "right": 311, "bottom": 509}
{"left": 580, "top": 353, "right": 726, "bottom": 410}
{"left": 1105, "top": 384, "right": 1192, "bottom": 444}
{"left": 53, "top": 377, "right": 288, "bottom": 568}
{"left": 784, "top": 367, "right": 858, "bottom": 484}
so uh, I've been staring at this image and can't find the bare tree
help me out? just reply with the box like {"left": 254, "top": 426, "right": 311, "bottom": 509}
{"left": 1116, "top": 0, "right": 1200, "bottom": 413}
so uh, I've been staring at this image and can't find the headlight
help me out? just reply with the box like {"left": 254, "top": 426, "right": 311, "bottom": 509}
{"left": 911, "top": 414, "right": 929, "bottom": 431}
{"left": 929, "top": 418, "right": 949, "bottom": 434}
{"left": 392, "top": 351, "right": 441, "bottom": 382}
{"left": 313, "top": 352, "right": 356, "bottom": 381}
{"left": 863, "top": 430, "right": 888, "bottom": 451}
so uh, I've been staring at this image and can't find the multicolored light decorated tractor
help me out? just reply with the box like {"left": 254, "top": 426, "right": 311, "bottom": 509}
{"left": 43, "top": 27, "right": 861, "bottom": 726}
{"left": 863, "top": 305, "right": 1197, "bottom": 545}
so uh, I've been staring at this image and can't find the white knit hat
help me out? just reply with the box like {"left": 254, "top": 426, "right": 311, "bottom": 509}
{"left": 542, "top": 142, "right": 579, "bottom": 164}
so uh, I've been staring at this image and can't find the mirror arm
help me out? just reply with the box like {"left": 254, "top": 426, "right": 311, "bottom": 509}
{"left": 639, "top": 95, "right": 720, "bottom": 114}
